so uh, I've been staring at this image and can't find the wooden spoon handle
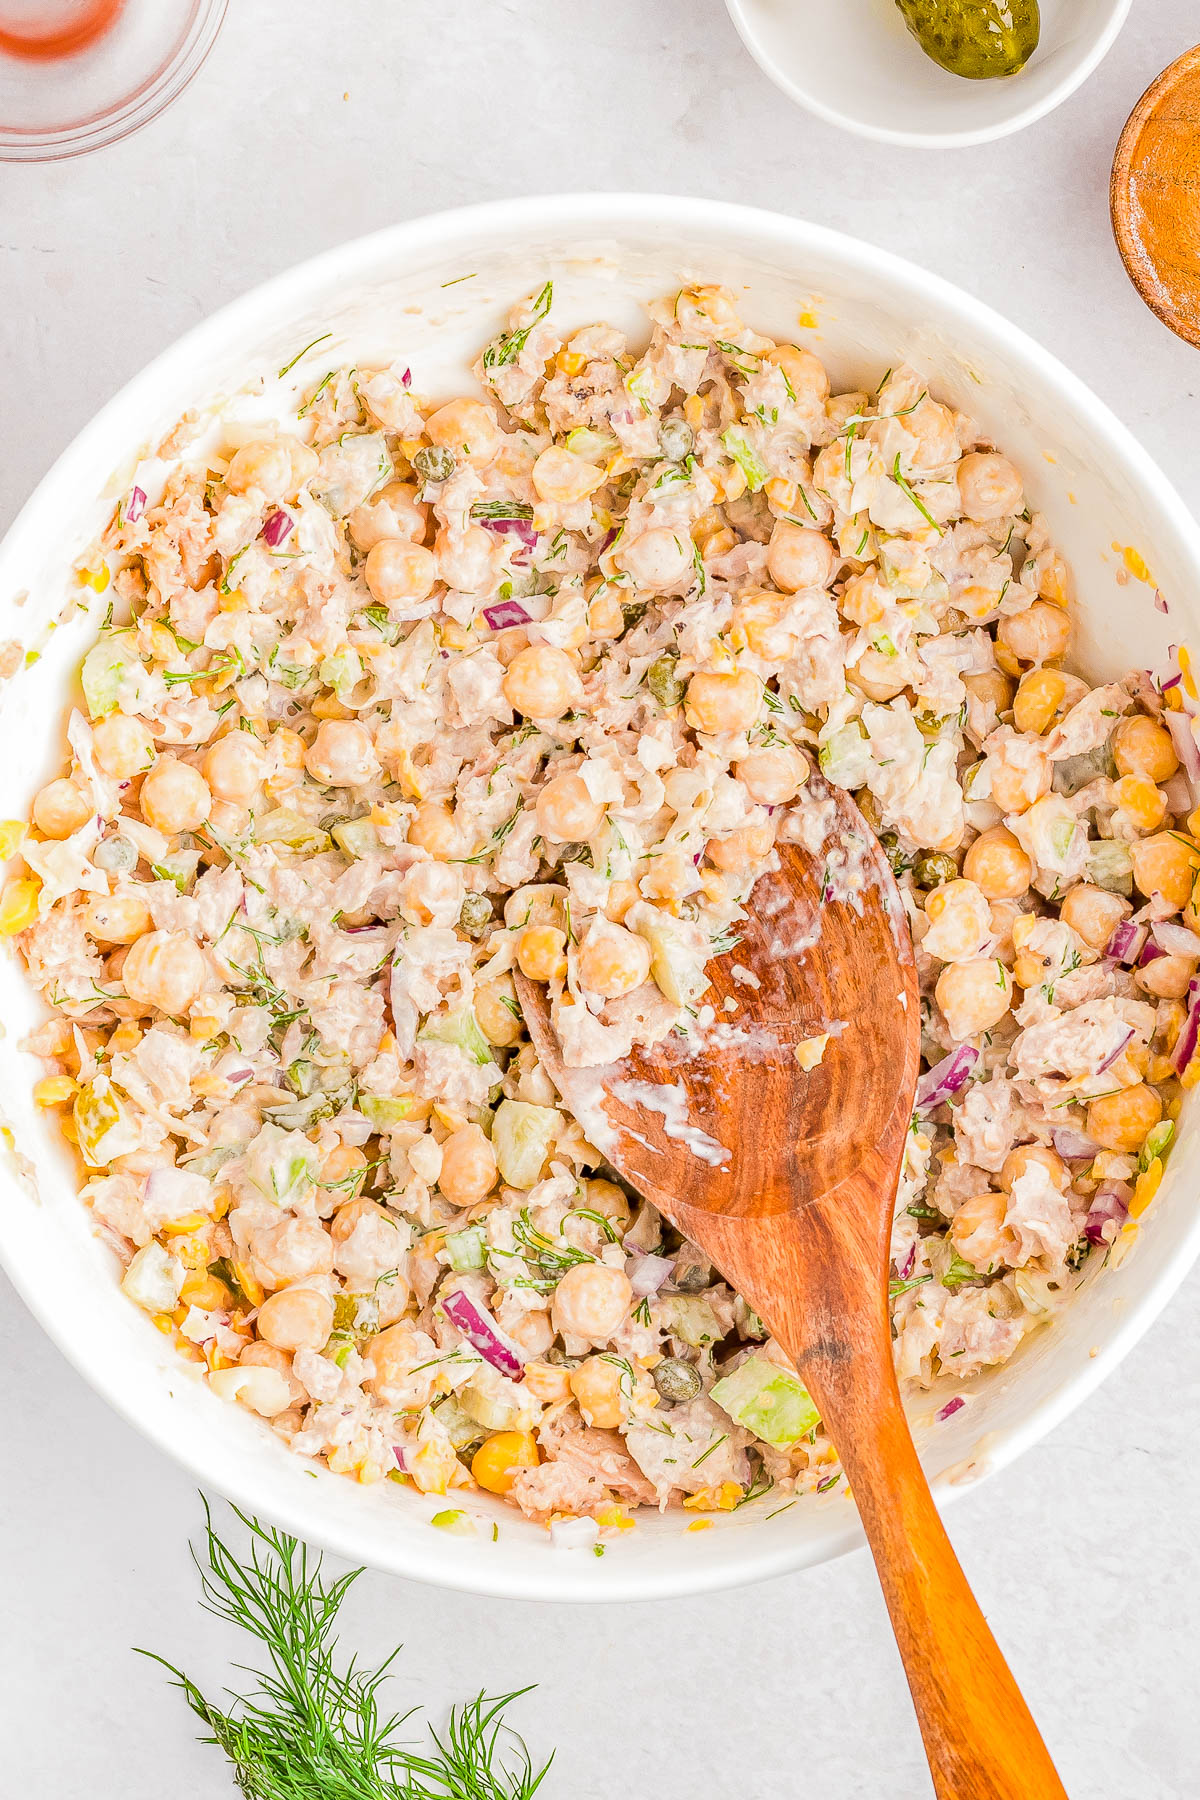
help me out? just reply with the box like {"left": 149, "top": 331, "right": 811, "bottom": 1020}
{"left": 807, "top": 1354, "right": 1068, "bottom": 1799}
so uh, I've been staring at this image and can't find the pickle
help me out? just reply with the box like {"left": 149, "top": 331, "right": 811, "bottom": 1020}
{"left": 895, "top": 0, "right": 1040, "bottom": 80}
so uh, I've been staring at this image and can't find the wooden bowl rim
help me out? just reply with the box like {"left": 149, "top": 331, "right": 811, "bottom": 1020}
{"left": 1110, "top": 42, "right": 1200, "bottom": 350}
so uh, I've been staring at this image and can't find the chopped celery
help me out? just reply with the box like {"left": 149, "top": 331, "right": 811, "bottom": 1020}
{"left": 253, "top": 809, "right": 332, "bottom": 854}
{"left": 80, "top": 632, "right": 140, "bottom": 718}
{"left": 445, "top": 1225, "right": 488, "bottom": 1271}
{"left": 565, "top": 425, "right": 618, "bottom": 462}
{"left": 721, "top": 427, "right": 769, "bottom": 493}
{"left": 656, "top": 1293, "right": 724, "bottom": 1348}
{"left": 430, "top": 1509, "right": 476, "bottom": 1536}
{"left": 121, "top": 1241, "right": 185, "bottom": 1313}
{"left": 418, "top": 1005, "right": 492, "bottom": 1066}
{"left": 818, "top": 721, "right": 871, "bottom": 791}
{"left": 1139, "top": 1120, "right": 1175, "bottom": 1171}
{"left": 492, "top": 1098, "right": 560, "bottom": 1189}
{"left": 319, "top": 645, "right": 364, "bottom": 702}
{"left": 711, "top": 1352, "right": 821, "bottom": 1450}
{"left": 626, "top": 901, "right": 707, "bottom": 1008}
{"left": 359, "top": 1093, "right": 419, "bottom": 1129}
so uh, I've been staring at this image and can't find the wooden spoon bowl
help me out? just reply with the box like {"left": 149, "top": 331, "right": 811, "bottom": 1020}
{"left": 1111, "top": 44, "right": 1200, "bottom": 348}
{"left": 518, "top": 776, "right": 1067, "bottom": 1799}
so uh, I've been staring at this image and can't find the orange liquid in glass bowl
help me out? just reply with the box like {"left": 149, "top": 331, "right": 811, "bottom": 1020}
{"left": 0, "top": 0, "right": 125, "bottom": 58}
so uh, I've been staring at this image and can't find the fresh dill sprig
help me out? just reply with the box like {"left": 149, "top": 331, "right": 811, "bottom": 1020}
{"left": 137, "top": 1500, "right": 553, "bottom": 1800}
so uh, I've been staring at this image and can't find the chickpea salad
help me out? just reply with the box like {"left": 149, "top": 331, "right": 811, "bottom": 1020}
{"left": 4, "top": 281, "right": 1195, "bottom": 1536}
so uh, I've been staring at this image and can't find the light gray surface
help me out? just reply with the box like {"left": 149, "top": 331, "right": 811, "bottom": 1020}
{"left": 2, "top": 3, "right": 1199, "bottom": 1795}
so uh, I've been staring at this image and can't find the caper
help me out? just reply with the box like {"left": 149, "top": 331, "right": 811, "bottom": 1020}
{"left": 879, "top": 831, "right": 914, "bottom": 878}
{"left": 653, "top": 1357, "right": 703, "bottom": 1405}
{"left": 620, "top": 599, "right": 649, "bottom": 634}
{"left": 645, "top": 647, "right": 685, "bottom": 708}
{"left": 894, "top": 0, "right": 1040, "bottom": 80}
{"left": 555, "top": 841, "right": 592, "bottom": 866}
{"left": 672, "top": 1248, "right": 712, "bottom": 1292}
{"left": 658, "top": 418, "right": 694, "bottom": 463}
{"left": 94, "top": 834, "right": 137, "bottom": 874}
{"left": 413, "top": 444, "right": 456, "bottom": 483}
{"left": 457, "top": 893, "right": 495, "bottom": 939}
{"left": 912, "top": 851, "right": 959, "bottom": 890}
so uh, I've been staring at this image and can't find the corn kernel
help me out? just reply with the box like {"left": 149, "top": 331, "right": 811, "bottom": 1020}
{"left": 1147, "top": 1052, "right": 1177, "bottom": 1085}
{"left": 33, "top": 1075, "right": 78, "bottom": 1107}
{"left": 556, "top": 349, "right": 587, "bottom": 376}
{"left": 190, "top": 1015, "right": 221, "bottom": 1041}
{"left": 59, "top": 1116, "right": 78, "bottom": 1145}
{"left": 1131, "top": 1158, "right": 1163, "bottom": 1218}
{"left": 696, "top": 527, "right": 737, "bottom": 560}
{"left": 77, "top": 562, "right": 110, "bottom": 593}
{"left": 0, "top": 875, "right": 41, "bottom": 934}
{"left": 1164, "top": 685, "right": 1184, "bottom": 712}
{"left": 1180, "top": 1056, "right": 1200, "bottom": 1091}
{"left": 231, "top": 1260, "right": 265, "bottom": 1307}
{"left": 0, "top": 820, "right": 27, "bottom": 860}
{"left": 217, "top": 589, "right": 250, "bottom": 614}
{"left": 715, "top": 461, "right": 747, "bottom": 504}
{"left": 151, "top": 1311, "right": 175, "bottom": 1335}
{"left": 683, "top": 394, "right": 704, "bottom": 430}
{"left": 1180, "top": 644, "right": 1197, "bottom": 700}
{"left": 109, "top": 1021, "right": 142, "bottom": 1053}
{"left": 595, "top": 1504, "right": 635, "bottom": 1531}
{"left": 311, "top": 693, "right": 352, "bottom": 720}
{"left": 180, "top": 1269, "right": 233, "bottom": 1310}
{"left": 1011, "top": 913, "right": 1039, "bottom": 951}
{"left": 211, "top": 1187, "right": 232, "bottom": 1221}
{"left": 161, "top": 1211, "right": 209, "bottom": 1236}
{"left": 686, "top": 1518, "right": 714, "bottom": 1532}
{"left": 205, "top": 1345, "right": 235, "bottom": 1371}
{"left": 439, "top": 621, "right": 473, "bottom": 651}
{"left": 764, "top": 476, "right": 797, "bottom": 513}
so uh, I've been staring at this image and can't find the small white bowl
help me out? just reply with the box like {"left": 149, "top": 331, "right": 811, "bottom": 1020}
{"left": 724, "top": 0, "right": 1132, "bottom": 148}
{"left": 2, "top": 193, "right": 1199, "bottom": 1602}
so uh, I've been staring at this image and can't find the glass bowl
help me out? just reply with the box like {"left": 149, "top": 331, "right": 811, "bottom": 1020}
{"left": 0, "top": 0, "right": 226, "bottom": 161}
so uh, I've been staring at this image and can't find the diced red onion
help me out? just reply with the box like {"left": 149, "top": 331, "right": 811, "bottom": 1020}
{"left": 1161, "top": 671, "right": 1182, "bottom": 692}
{"left": 1164, "top": 709, "right": 1200, "bottom": 782}
{"left": 401, "top": 367, "right": 412, "bottom": 389}
{"left": 1084, "top": 1181, "right": 1131, "bottom": 1246}
{"left": 1150, "top": 919, "right": 1200, "bottom": 958}
{"left": 482, "top": 599, "right": 532, "bottom": 630}
{"left": 937, "top": 1396, "right": 966, "bottom": 1423}
{"left": 214, "top": 1054, "right": 254, "bottom": 1086}
{"left": 126, "top": 485, "right": 147, "bottom": 523}
{"left": 1173, "top": 977, "right": 1200, "bottom": 1073}
{"left": 262, "top": 508, "right": 294, "bottom": 548}
{"left": 1155, "top": 590, "right": 1170, "bottom": 615}
{"left": 1104, "top": 919, "right": 1147, "bottom": 965}
{"left": 1138, "top": 940, "right": 1167, "bottom": 967}
{"left": 1050, "top": 1123, "right": 1098, "bottom": 1160}
{"left": 477, "top": 516, "right": 538, "bottom": 552}
{"left": 392, "top": 1445, "right": 408, "bottom": 1472}
{"left": 600, "top": 525, "right": 618, "bottom": 554}
{"left": 896, "top": 1243, "right": 916, "bottom": 1282}
{"left": 629, "top": 1252, "right": 674, "bottom": 1297}
{"left": 1096, "top": 1026, "right": 1135, "bottom": 1074}
{"left": 441, "top": 1289, "right": 524, "bottom": 1379}
{"left": 915, "top": 1044, "right": 979, "bottom": 1112}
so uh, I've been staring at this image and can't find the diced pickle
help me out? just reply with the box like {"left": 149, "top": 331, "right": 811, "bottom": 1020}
{"left": 895, "top": 0, "right": 1040, "bottom": 80}
{"left": 645, "top": 648, "right": 685, "bottom": 708}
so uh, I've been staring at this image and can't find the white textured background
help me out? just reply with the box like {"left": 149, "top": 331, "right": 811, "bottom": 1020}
{"left": 3, "top": 3, "right": 1200, "bottom": 1795}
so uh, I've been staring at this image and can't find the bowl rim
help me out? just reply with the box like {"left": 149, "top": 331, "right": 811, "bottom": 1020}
{"left": 3, "top": 189, "right": 1200, "bottom": 1601}
{"left": 721, "top": 0, "right": 1134, "bottom": 148}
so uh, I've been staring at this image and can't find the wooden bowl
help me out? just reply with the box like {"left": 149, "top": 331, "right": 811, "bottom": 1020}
{"left": 1111, "top": 44, "right": 1200, "bottom": 348}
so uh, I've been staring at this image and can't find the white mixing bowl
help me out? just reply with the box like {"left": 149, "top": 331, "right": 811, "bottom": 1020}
{"left": 1, "top": 194, "right": 1197, "bottom": 1601}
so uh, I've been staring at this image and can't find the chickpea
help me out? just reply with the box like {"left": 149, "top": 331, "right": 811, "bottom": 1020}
{"left": 250, "top": 1216, "right": 335, "bottom": 1290}
{"left": 403, "top": 860, "right": 464, "bottom": 927}
{"left": 1012, "top": 668, "right": 1067, "bottom": 737}
{"left": 677, "top": 284, "right": 743, "bottom": 337}
{"left": 493, "top": 625, "right": 530, "bottom": 667}
{"left": 767, "top": 521, "right": 835, "bottom": 593}
{"left": 950, "top": 1190, "right": 1015, "bottom": 1270}
{"left": 82, "top": 892, "right": 153, "bottom": 946}
{"left": 140, "top": 757, "right": 212, "bottom": 834}
{"left": 407, "top": 800, "right": 460, "bottom": 857}
{"left": 996, "top": 601, "right": 1071, "bottom": 667}
{"left": 471, "top": 1429, "right": 540, "bottom": 1495}
{"left": 348, "top": 481, "right": 426, "bottom": 552}
{"left": 638, "top": 850, "right": 696, "bottom": 903}
{"left": 955, "top": 452, "right": 1023, "bottom": 522}
{"left": 517, "top": 924, "right": 567, "bottom": 983}
{"left": 922, "top": 879, "right": 991, "bottom": 963}
{"left": 32, "top": 777, "right": 92, "bottom": 839}
{"left": 1130, "top": 832, "right": 1199, "bottom": 910}
{"left": 987, "top": 740, "right": 1050, "bottom": 814}
{"left": 706, "top": 819, "right": 776, "bottom": 874}
{"left": 999, "top": 1143, "right": 1067, "bottom": 1191}
{"left": 434, "top": 524, "right": 495, "bottom": 591}
{"left": 576, "top": 921, "right": 652, "bottom": 999}
{"left": 322, "top": 1143, "right": 368, "bottom": 1188}
{"left": 122, "top": 930, "right": 205, "bottom": 1013}
{"left": 764, "top": 344, "right": 829, "bottom": 407}
{"left": 424, "top": 397, "right": 500, "bottom": 466}
{"left": 1137, "top": 952, "right": 1198, "bottom": 1000}
{"left": 550, "top": 1261, "right": 633, "bottom": 1346}
{"left": 1114, "top": 773, "right": 1167, "bottom": 833}
{"left": 507, "top": 1309, "right": 555, "bottom": 1360}
{"left": 569, "top": 1353, "right": 628, "bottom": 1429}
{"left": 364, "top": 538, "right": 437, "bottom": 606}
{"left": 1086, "top": 1082, "right": 1162, "bottom": 1155}
{"left": 256, "top": 1286, "right": 335, "bottom": 1353}
{"left": 587, "top": 588, "right": 625, "bottom": 639}
{"left": 850, "top": 651, "right": 909, "bottom": 704}
{"left": 963, "top": 668, "right": 1013, "bottom": 726}
{"left": 935, "top": 957, "right": 1012, "bottom": 1040}
{"left": 225, "top": 438, "right": 294, "bottom": 502}
{"left": 203, "top": 732, "right": 264, "bottom": 805}
{"left": 685, "top": 668, "right": 763, "bottom": 736}
{"left": 502, "top": 644, "right": 580, "bottom": 720}
{"left": 92, "top": 713, "right": 155, "bottom": 779}
{"left": 365, "top": 1322, "right": 425, "bottom": 1406}
{"left": 1058, "top": 883, "right": 1130, "bottom": 951}
{"left": 438, "top": 1123, "right": 498, "bottom": 1205}
{"left": 535, "top": 771, "right": 604, "bottom": 843}
{"left": 962, "top": 827, "right": 1031, "bottom": 901}
{"left": 1113, "top": 714, "right": 1178, "bottom": 783}
{"left": 617, "top": 526, "right": 693, "bottom": 590}
{"left": 735, "top": 744, "right": 809, "bottom": 806}
{"left": 475, "top": 975, "right": 524, "bottom": 1047}
{"left": 532, "top": 445, "right": 605, "bottom": 505}
{"left": 304, "top": 719, "right": 379, "bottom": 787}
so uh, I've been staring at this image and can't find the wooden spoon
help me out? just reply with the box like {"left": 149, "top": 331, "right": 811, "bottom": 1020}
{"left": 517, "top": 777, "right": 1067, "bottom": 1799}
{"left": 1111, "top": 44, "right": 1200, "bottom": 349}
